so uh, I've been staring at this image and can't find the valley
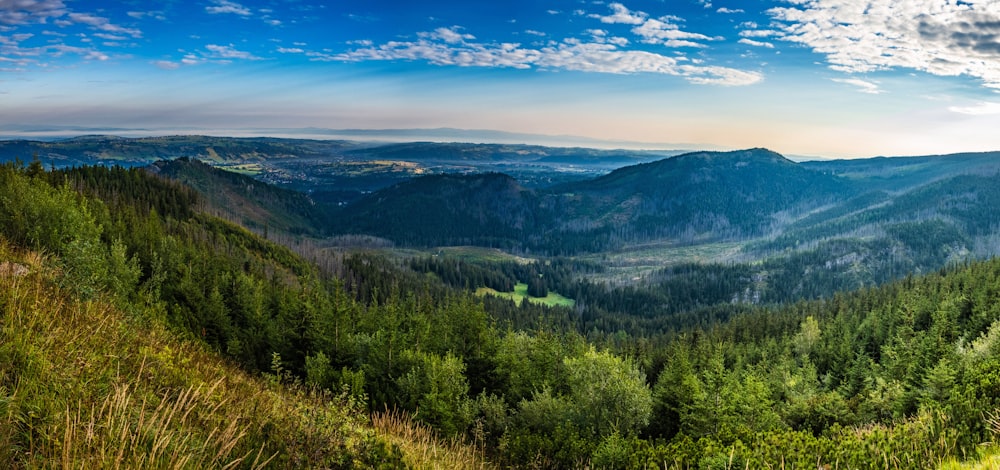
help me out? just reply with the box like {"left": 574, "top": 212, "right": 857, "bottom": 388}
{"left": 5, "top": 136, "right": 1000, "bottom": 468}
{"left": 7, "top": 136, "right": 1000, "bottom": 322}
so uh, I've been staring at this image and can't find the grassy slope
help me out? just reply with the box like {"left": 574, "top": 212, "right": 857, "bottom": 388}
{"left": 0, "top": 240, "right": 491, "bottom": 469}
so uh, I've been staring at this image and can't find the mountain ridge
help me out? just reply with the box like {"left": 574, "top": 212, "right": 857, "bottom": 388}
{"left": 333, "top": 148, "right": 858, "bottom": 251}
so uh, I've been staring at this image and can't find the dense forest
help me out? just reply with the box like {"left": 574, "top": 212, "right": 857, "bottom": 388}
{"left": 330, "top": 149, "right": 1000, "bottom": 263}
{"left": 4, "top": 158, "right": 1000, "bottom": 468}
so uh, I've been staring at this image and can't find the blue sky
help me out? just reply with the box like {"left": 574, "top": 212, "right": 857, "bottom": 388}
{"left": 2, "top": 0, "right": 1000, "bottom": 157}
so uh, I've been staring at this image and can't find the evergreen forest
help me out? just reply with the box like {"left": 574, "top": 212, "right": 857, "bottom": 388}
{"left": 4, "top": 147, "right": 1000, "bottom": 468}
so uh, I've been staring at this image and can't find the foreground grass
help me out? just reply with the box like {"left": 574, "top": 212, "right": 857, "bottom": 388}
{"left": 941, "top": 448, "right": 1000, "bottom": 470}
{"left": 372, "top": 409, "right": 495, "bottom": 470}
{"left": 0, "top": 241, "right": 482, "bottom": 468}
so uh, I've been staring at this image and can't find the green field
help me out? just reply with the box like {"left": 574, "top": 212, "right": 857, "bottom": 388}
{"left": 476, "top": 282, "right": 575, "bottom": 308}
{"left": 217, "top": 163, "right": 264, "bottom": 176}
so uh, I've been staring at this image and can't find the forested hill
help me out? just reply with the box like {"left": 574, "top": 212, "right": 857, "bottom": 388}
{"left": 148, "top": 157, "right": 333, "bottom": 237}
{"left": 338, "top": 172, "right": 544, "bottom": 248}
{"left": 330, "top": 147, "right": 1000, "bottom": 259}
{"left": 802, "top": 150, "right": 1000, "bottom": 191}
{"left": 550, "top": 148, "right": 852, "bottom": 240}
{"left": 330, "top": 148, "right": 855, "bottom": 252}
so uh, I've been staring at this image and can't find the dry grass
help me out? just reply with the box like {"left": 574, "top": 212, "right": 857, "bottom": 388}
{"left": 0, "top": 240, "right": 398, "bottom": 468}
{"left": 372, "top": 408, "right": 496, "bottom": 470}
{"left": 56, "top": 380, "right": 274, "bottom": 469}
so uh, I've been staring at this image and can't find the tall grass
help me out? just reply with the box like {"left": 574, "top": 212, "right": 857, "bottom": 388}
{"left": 56, "top": 381, "right": 273, "bottom": 469}
{"left": 372, "top": 408, "right": 495, "bottom": 470}
{"left": 0, "top": 241, "right": 401, "bottom": 468}
{"left": 937, "top": 412, "right": 1000, "bottom": 470}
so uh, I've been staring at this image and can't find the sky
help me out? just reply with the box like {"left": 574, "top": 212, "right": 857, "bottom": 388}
{"left": 3, "top": 0, "right": 1000, "bottom": 158}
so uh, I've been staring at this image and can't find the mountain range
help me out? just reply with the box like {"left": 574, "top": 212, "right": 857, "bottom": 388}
{"left": 333, "top": 147, "right": 1000, "bottom": 260}
{"left": 4, "top": 135, "right": 1000, "bottom": 270}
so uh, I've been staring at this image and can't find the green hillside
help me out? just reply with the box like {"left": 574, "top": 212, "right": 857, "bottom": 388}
{"left": 327, "top": 148, "right": 878, "bottom": 253}
{"left": 0, "top": 240, "right": 401, "bottom": 468}
{"left": 7, "top": 155, "right": 1000, "bottom": 468}
{"left": 0, "top": 162, "right": 489, "bottom": 468}
{"left": 149, "top": 157, "right": 334, "bottom": 237}
{"left": 554, "top": 148, "right": 852, "bottom": 241}
{"left": 339, "top": 172, "right": 544, "bottom": 249}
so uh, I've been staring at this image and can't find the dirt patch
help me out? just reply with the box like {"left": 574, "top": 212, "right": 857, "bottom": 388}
{"left": 0, "top": 261, "right": 29, "bottom": 278}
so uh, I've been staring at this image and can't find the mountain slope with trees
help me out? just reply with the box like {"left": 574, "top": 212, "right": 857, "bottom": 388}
{"left": 331, "top": 148, "right": 1000, "bottom": 257}
{"left": 6, "top": 158, "right": 1000, "bottom": 467}
{"left": 340, "top": 172, "right": 545, "bottom": 248}
{"left": 149, "top": 157, "right": 334, "bottom": 238}
{"left": 549, "top": 148, "right": 853, "bottom": 242}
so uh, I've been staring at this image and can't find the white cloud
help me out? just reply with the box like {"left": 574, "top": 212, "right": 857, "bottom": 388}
{"left": 419, "top": 26, "right": 475, "bottom": 44}
{"left": 206, "top": 0, "right": 251, "bottom": 16}
{"left": 831, "top": 77, "right": 882, "bottom": 94}
{"left": 204, "top": 44, "right": 259, "bottom": 60}
{"left": 682, "top": 65, "right": 762, "bottom": 86}
{"left": 0, "top": 27, "right": 113, "bottom": 67}
{"left": 0, "top": 0, "right": 67, "bottom": 25}
{"left": 608, "top": 36, "right": 629, "bottom": 46}
{"left": 277, "top": 47, "right": 304, "bottom": 53}
{"left": 738, "top": 38, "right": 774, "bottom": 48}
{"left": 153, "top": 60, "right": 180, "bottom": 70}
{"left": 633, "top": 17, "right": 714, "bottom": 47}
{"left": 68, "top": 12, "right": 141, "bottom": 38}
{"left": 590, "top": 3, "right": 647, "bottom": 25}
{"left": 949, "top": 101, "right": 1000, "bottom": 115}
{"left": 93, "top": 32, "right": 125, "bottom": 41}
{"left": 739, "top": 29, "right": 780, "bottom": 38}
{"left": 326, "top": 4, "right": 759, "bottom": 86}
{"left": 127, "top": 10, "right": 166, "bottom": 21}
{"left": 770, "top": 0, "right": 1000, "bottom": 89}
{"left": 7, "top": 33, "right": 34, "bottom": 43}
{"left": 589, "top": 4, "right": 717, "bottom": 48}
{"left": 49, "top": 43, "right": 107, "bottom": 60}
{"left": 717, "top": 8, "right": 744, "bottom": 14}
{"left": 334, "top": 26, "right": 761, "bottom": 86}
{"left": 153, "top": 44, "right": 260, "bottom": 68}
